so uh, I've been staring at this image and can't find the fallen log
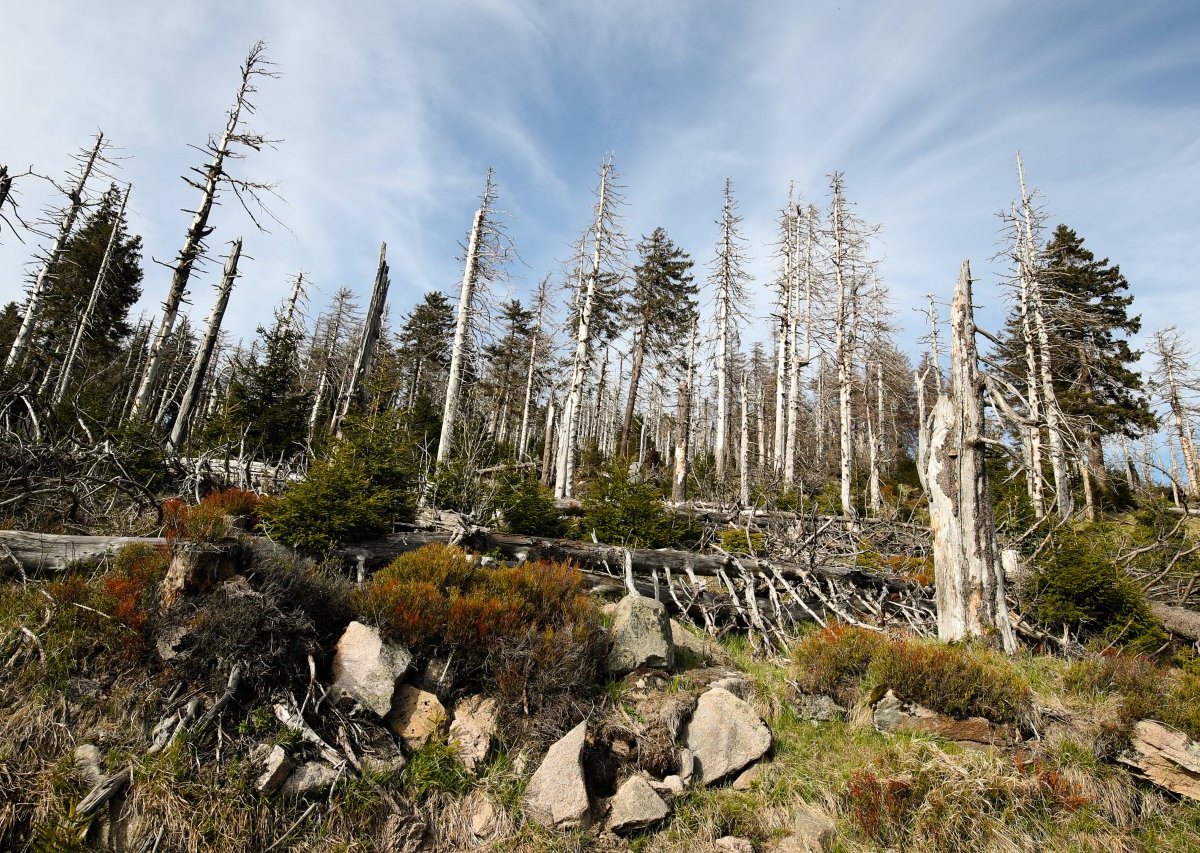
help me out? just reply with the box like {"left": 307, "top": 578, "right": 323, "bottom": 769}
{"left": 0, "top": 531, "right": 167, "bottom": 575}
{"left": 1151, "top": 602, "right": 1200, "bottom": 642}
{"left": 331, "top": 530, "right": 921, "bottom": 593}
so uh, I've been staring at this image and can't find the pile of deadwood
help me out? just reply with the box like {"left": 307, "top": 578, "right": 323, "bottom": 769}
{"left": 4, "top": 502, "right": 1198, "bottom": 652}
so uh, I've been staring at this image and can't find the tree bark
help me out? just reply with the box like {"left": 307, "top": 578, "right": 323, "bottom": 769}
{"left": 925, "top": 261, "right": 1015, "bottom": 652}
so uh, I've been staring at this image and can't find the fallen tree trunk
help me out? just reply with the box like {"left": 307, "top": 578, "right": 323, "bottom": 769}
{"left": 332, "top": 530, "right": 920, "bottom": 593}
{"left": 1151, "top": 602, "right": 1200, "bottom": 642}
{"left": 0, "top": 531, "right": 168, "bottom": 576}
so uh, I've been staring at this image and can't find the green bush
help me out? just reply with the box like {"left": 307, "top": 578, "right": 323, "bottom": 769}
{"left": 496, "top": 472, "right": 564, "bottom": 537}
{"left": 1065, "top": 652, "right": 1200, "bottom": 741}
{"left": 790, "top": 624, "right": 891, "bottom": 706}
{"left": 580, "top": 460, "right": 700, "bottom": 548}
{"left": 1021, "top": 526, "right": 1166, "bottom": 653}
{"left": 262, "top": 413, "right": 417, "bottom": 551}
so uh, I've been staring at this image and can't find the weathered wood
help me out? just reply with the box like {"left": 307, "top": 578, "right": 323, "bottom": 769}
{"left": 925, "top": 261, "right": 1015, "bottom": 652}
{"left": 0, "top": 531, "right": 167, "bottom": 575}
{"left": 1119, "top": 720, "right": 1200, "bottom": 801}
{"left": 1151, "top": 602, "right": 1200, "bottom": 642}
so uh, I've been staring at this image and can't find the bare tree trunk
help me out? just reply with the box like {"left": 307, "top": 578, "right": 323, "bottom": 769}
{"left": 438, "top": 177, "right": 491, "bottom": 466}
{"left": 52, "top": 181, "right": 129, "bottom": 406}
{"left": 333, "top": 242, "right": 389, "bottom": 436}
{"left": 167, "top": 239, "right": 242, "bottom": 452}
{"left": 620, "top": 325, "right": 648, "bottom": 457}
{"left": 925, "top": 261, "right": 1015, "bottom": 653}
{"left": 540, "top": 391, "right": 557, "bottom": 486}
{"left": 517, "top": 276, "right": 550, "bottom": 460}
{"left": 556, "top": 162, "right": 611, "bottom": 500}
{"left": 5, "top": 133, "right": 104, "bottom": 375}
{"left": 739, "top": 371, "right": 750, "bottom": 504}
{"left": 830, "top": 176, "right": 856, "bottom": 519}
{"left": 673, "top": 322, "right": 698, "bottom": 503}
{"left": 307, "top": 296, "right": 347, "bottom": 441}
{"left": 131, "top": 44, "right": 272, "bottom": 418}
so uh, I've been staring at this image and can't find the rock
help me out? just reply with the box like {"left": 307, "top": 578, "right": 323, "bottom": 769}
{"left": 419, "top": 655, "right": 459, "bottom": 701}
{"left": 607, "top": 774, "right": 670, "bottom": 834}
{"left": 449, "top": 695, "right": 498, "bottom": 774}
{"left": 154, "top": 623, "right": 191, "bottom": 662}
{"left": 331, "top": 621, "right": 412, "bottom": 718}
{"left": 280, "top": 761, "right": 340, "bottom": 799}
{"left": 523, "top": 721, "right": 590, "bottom": 829}
{"left": 715, "top": 837, "right": 753, "bottom": 852}
{"left": 608, "top": 594, "right": 674, "bottom": 675}
{"left": 73, "top": 744, "right": 104, "bottom": 787}
{"left": 1118, "top": 719, "right": 1200, "bottom": 800}
{"left": 683, "top": 687, "right": 772, "bottom": 785}
{"left": 794, "top": 694, "right": 846, "bottom": 723}
{"left": 379, "top": 811, "right": 427, "bottom": 852}
{"left": 160, "top": 544, "right": 238, "bottom": 609}
{"left": 386, "top": 685, "right": 446, "bottom": 749}
{"left": 872, "top": 690, "right": 1009, "bottom": 746}
{"left": 731, "top": 761, "right": 764, "bottom": 791}
{"left": 709, "top": 674, "right": 752, "bottom": 700}
{"left": 678, "top": 747, "right": 695, "bottom": 785}
{"left": 649, "top": 775, "right": 685, "bottom": 798}
{"left": 465, "top": 791, "right": 499, "bottom": 838}
{"left": 765, "top": 804, "right": 836, "bottom": 852}
{"left": 361, "top": 750, "right": 407, "bottom": 777}
{"left": 254, "top": 744, "right": 293, "bottom": 794}
{"left": 671, "top": 618, "right": 729, "bottom": 666}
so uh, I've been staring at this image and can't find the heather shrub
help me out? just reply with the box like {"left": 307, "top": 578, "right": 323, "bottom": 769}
{"left": 1065, "top": 652, "right": 1200, "bottom": 741}
{"left": 789, "top": 624, "right": 891, "bottom": 706}
{"left": 162, "top": 488, "right": 263, "bottom": 543}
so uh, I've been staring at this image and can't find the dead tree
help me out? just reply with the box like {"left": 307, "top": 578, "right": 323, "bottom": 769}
{"left": 516, "top": 276, "right": 552, "bottom": 460}
{"left": 167, "top": 239, "right": 242, "bottom": 452}
{"left": 5, "top": 134, "right": 106, "bottom": 375}
{"left": 710, "top": 177, "right": 751, "bottom": 482}
{"left": 437, "top": 169, "right": 506, "bottom": 466}
{"left": 130, "top": 41, "right": 277, "bottom": 418}
{"left": 672, "top": 320, "right": 699, "bottom": 503}
{"left": 306, "top": 288, "right": 356, "bottom": 440}
{"left": 1151, "top": 328, "right": 1200, "bottom": 498}
{"left": 51, "top": 182, "right": 132, "bottom": 407}
{"left": 332, "top": 243, "right": 390, "bottom": 436}
{"left": 925, "top": 261, "right": 1015, "bottom": 652}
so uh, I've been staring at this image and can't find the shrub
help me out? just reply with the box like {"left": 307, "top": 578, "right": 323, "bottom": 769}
{"left": 101, "top": 543, "right": 170, "bottom": 635}
{"left": 867, "top": 641, "right": 1032, "bottom": 724}
{"left": 789, "top": 624, "right": 890, "bottom": 706}
{"left": 162, "top": 488, "right": 263, "bottom": 543}
{"left": 716, "top": 528, "right": 765, "bottom": 556}
{"left": 262, "top": 413, "right": 418, "bottom": 551}
{"left": 496, "top": 473, "right": 564, "bottom": 537}
{"left": 580, "top": 460, "right": 700, "bottom": 548}
{"left": 1064, "top": 652, "right": 1200, "bottom": 741}
{"left": 1021, "top": 527, "right": 1166, "bottom": 653}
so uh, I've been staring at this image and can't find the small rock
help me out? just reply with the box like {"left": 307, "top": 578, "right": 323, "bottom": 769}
{"left": 683, "top": 687, "right": 772, "bottom": 785}
{"left": 466, "top": 792, "right": 498, "bottom": 838}
{"left": 73, "top": 744, "right": 104, "bottom": 787}
{"left": 254, "top": 744, "right": 293, "bottom": 795}
{"left": 601, "top": 601, "right": 619, "bottom": 618}
{"left": 419, "top": 655, "right": 459, "bottom": 701}
{"left": 332, "top": 621, "right": 412, "bottom": 718}
{"left": 709, "top": 674, "right": 752, "bottom": 700}
{"left": 607, "top": 774, "right": 670, "bottom": 834}
{"left": 678, "top": 747, "right": 695, "bottom": 785}
{"left": 731, "top": 761, "right": 764, "bottom": 791}
{"left": 648, "top": 774, "right": 685, "bottom": 799}
{"left": 794, "top": 694, "right": 846, "bottom": 723}
{"left": 280, "top": 761, "right": 340, "bottom": 799}
{"left": 608, "top": 594, "right": 675, "bottom": 675}
{"left": 449, "top": 695, "right": 498, "bottom": 774}
{"left": 155, "top": 623, "right": 191, "bottom": 662}
{"left": 387, "top": 685, "right": 446, "bottom": 749}
{"left": 715, "top": 837, "right": 753, "bottom": 852}
{"left": 764, "top": 804, "right": 836, "bottom": 852}
{"left": 523, "top": 721, "right": 590, "bottom": 829}
{"left": 361, "top": 750, "right": 407, "bottom": 777}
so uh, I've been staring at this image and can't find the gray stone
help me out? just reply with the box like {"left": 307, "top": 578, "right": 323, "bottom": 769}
{"left": 449, "top": 695, "right": 498, "bottom": 774}
{"left": 386, "top": 684, "right": 446, "bottom": 749}
{"left": 361, "top": 750, "right": 407, "bottom": 777}
{"left": 683, "top": 687, "right": 772, "bottom": 785}
{"left": 466, "top": 791, "right": 499, "bottom": 838}
{"left": 873, "top": 689, "right": 1006, "bottom": 745}
{"left": 709, "top": 674, "right": 752, "bottom": 700}
{"left": 715, "top": 837, "right": 753, "bottom": 852}
{"left": 254, "top": 744, "right": 293, "bottom": 794}
{"left": 331, "top": 621, "right": 412, "bottom": 718}
{"left": 678, "top": 747, "right": 695, "bottom": 785}
{"left": 280, "top": 761, "right": 340, "bottom": 799}
{"left": 794, "top": 694, "right": 846, "bottom": 723}
{"left": 73, "top": 744, "right": 104, "bottom": 787}
{"left": 608, "top": 594, "right": 674, "bottom": 675}
{"left": 671, "top": 619, "right": 727, "bottom": 666}
{"left": 607, "top": 774, "right": 670, "bottom": 834}
{"left": 765, "top": 804, "right": 836, "bottom": 852}
{"left": 649, "top": 774, "right": 685, "bottom": 798}
{"left": 523, "top": 721, "right": 590, "bottom": 829}
{"left": 731, "top": 761, "right": 764, "bottom": 791}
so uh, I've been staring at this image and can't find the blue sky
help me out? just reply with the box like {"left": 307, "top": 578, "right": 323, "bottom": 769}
{"left": 2, "top": 0, "right": 1198, "bottom": 361}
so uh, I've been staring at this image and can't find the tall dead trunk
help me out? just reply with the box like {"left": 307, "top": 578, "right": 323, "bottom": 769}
{"left": 925, "top": 261, "right": 1015, "bottom": 653}
{"left": 517, "top": 276, "right": 550, "bottom": 460}
{"left": 167, "top": 239, "right": 242, "bottom": 452}
{"left": 131, "top": 43, "right": 274, "bottom": 418}
{"left": 5, "top": 133, "right": 104, "bottom": 375}
{"left": 332, "top": 242, "right": 389, "bottom": 436}
{"left": 830, "top": 175, "right": 856, "bottom": 519}
{"left": 672, "top": 321, "right": 698, "bottom": 503}
{"left": 619, "top": 324, "right": 648, "bottom": 457}
{"left": 51, "top": 181, "right": 130, "bottom": 406}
